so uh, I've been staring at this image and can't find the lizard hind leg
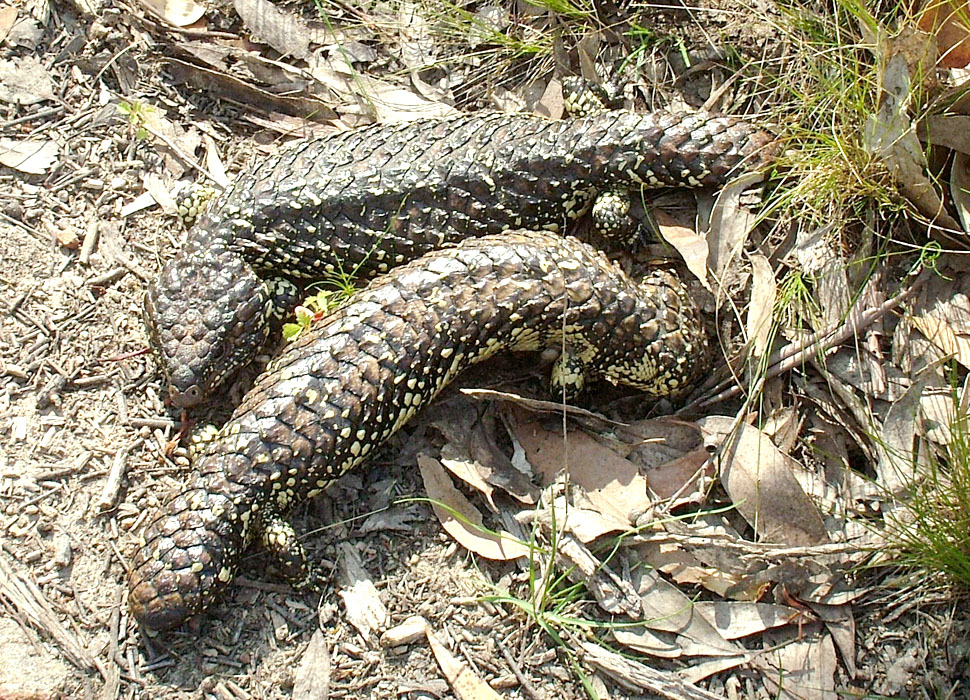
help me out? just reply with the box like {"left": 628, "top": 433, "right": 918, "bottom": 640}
{"left": 257, "top": 506, "right": 314, "bottom": 588}
{"left": 549, "top": 348, "right": 592, "bottom": 403}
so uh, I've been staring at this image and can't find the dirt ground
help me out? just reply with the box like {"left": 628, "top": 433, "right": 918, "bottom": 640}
{"left": 2, "top": 0, "right": 970, "bottom": 699}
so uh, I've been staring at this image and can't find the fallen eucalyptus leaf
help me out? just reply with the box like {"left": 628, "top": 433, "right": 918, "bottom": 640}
{"left": 0, "top": 138, "right": 57, "bottom": 174}
{"left": 697, "top": 416, "right": 829, "bottom": 546}
{"left": 138, "top": 0, "right": 205, "bottom": 27}
{"left": 417, "top": 454, "right": 530, "bottom": 561}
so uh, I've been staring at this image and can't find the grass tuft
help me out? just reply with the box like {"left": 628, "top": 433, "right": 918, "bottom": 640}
{"left": 886, "top": 397, "right": 970, "bottom": 588}
{"left": 765, "top": 1, "right": 909, "bottom": 233}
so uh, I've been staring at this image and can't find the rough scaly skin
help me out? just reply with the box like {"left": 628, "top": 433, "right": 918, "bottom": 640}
{"left": 129, "top": 231, "right": 710, "bottom": 631}
{"left": 145, "top": 110, "right": 777, "bottom": 407}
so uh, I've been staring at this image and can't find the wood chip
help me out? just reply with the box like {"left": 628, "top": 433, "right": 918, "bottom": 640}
{"left": 0, "top": 553, "right": 96, "bottom": 673}
{"left": 336, "top": 542, "right": 388, "bottom": 645}
{"left": 293, "top": 629, "right": 331, "bottom": 700}
{"left": 380, "top": 615, "right": 429, "bottom": 647}
{"left": 426, "top": 625, "right": 503, "bottom": 700}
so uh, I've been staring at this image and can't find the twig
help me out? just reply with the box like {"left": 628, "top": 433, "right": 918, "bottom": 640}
{"left": 682, "top": 275, "right": 924, "bottom": 411}
{"left": 0, "top": 105, "right": 65, "bottom": 130}
{"left": 0, "top": 210, "right": 48, "bottom": 243}
{"left": 128, "top": 417, "right": 176, "bottom": 430}
{"left": 49, "top": 166, "right": 95, "bottom": 194}
{"left": 0, "top": 552, "right": 99, "bottom": 674}
{"left": 577, "top": 640, "right": 725, "bottom": 700}
{"left": 77, "top": 219, "right": 98, "bottom": 265}
{"left": 98, "top": 439, "right": 144, "bottom": 511}
{"left": 86, "top": 268, "right": 128, "bottom": 287}
{"left": 496, "top": 636, "right": 545, "bottom": 700}
{"left": 139, "top": 120, "right": 225, "bottom": 186}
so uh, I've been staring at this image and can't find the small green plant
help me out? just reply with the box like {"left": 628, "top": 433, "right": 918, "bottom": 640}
{"left": 282, "top": 280, "right": 358, "bottom": 341}
{"left": 117, "top": 100, "right": 156, "bottom": 141}
{"left": 623, "top": 21, "right": 689, "bottom": 72}
{"left": 886, "top": 400, "right": 970, "bottom": 587}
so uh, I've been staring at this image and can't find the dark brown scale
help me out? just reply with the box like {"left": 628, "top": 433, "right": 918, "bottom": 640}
{"left": 145, "top": 111, "right": 777, "bottom": 408}
{"left": 129, "top": 231, "right": 710, "bottom": 631}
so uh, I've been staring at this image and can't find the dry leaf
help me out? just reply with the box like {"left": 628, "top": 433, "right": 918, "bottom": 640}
{"left": 513, "top": 421, "right": 651, "bottom": 523}
{"left": 619, "top": 418, "right": 704, "bottom": 462}
{"left": 693, "top": 601, "right": 800, "bottom": 639}
{"left": 612, "top": 625, "right": 681, "bottom": 658}
{"left": 292, "top": 629, "right": 331, "bottom": 700}
{"left": 697, "top": 416, "right": 829, "bottom": 546}
{"left": 955, "top": 151, "right": 970, "bottom": 236}
{"left": 0, "top": 138, "right": 57, "bottom": 175}
{"left": 919, "top": 114, "right": 970, "bottom": 154}
{"left": 874, "top": 374, "right": 931, "bottom": 494}
{"left": 336, "top": 542, "right": 388, "bottom": 644}
{"left": 308, "top": 55, "right": 457, "bottom": 122}
{"left": 756, "top": 629, "right": 838, "bottom": 700}
{"left": 417, "top": 454, "right": 530, "bottom": 561}
{"left": 624, "top": 568, "right": 743, "bottom": 657}
{"left": 202, "top": 132, "right": 230, "bottom": 188}
{"left": 679, "top": 656, "right": 754, "bottom": 684}
{"left": 165, "top": 57, "right": 337, "bottom": 123}
{"left": 440, "top": 448, "right": 498, "bottom": 511}
{"left": 920, "top": 385, "right": 959, "bottom": 444}
{"left": 635, "top": 541, "right": 742, "bottom": 598}
{"left": 911, "top": 272, "right": 970, "bottom": 367}
{"left": 426, "top": 625, "right": 503, "bottom": 700}
{"left": 643, "top": 447, "right": 712, "bottom": 504}
{"left": 537, "top": 497, "right": 629, "bottom": 542}
{"left": 234, "top": 0, "right": 309, "bottom": 59}
{"left": 0, "top": 56, "right": 54, "bottom": 105}
{"left": 807, "top": 602, "right": 858, "bottom": 679}
{"left": 793, "top": 224, "right": 853, "bottom": 331}
{"left": 429, "top": 398, "right": 534, "bottom": 505}
{"left": 0, "top": 7, "right": 18, "bottom": 43}
{"left": 825, "top": 347, "right": 909, "bottom": 402}
{"left": 865, "top": 52, "right": 960, "bottom": 229}
{"left": 138, "top": 0, "right": 205, "bottom": 27}
{"left": 917, "top": 0, "right": 970, "bottom": 68}
{"left": 142, "top": 173, "right": 177, "bottom": 215}
{"left": 746, "top": 254, "right": 776, "bottom": 360}
{"left": 705, "top": 172, "right": 763, "bottom": 302}
{"left": 534, "top": 77, "right": 565, "bottom": 120}
{"left": 654, "top": 210, "right": 711, "bottom": 291}
{"left": 357, "top": 507, "right": 420, "bottom": 534}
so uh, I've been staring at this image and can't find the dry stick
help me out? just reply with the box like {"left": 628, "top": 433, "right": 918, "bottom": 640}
{"left": 138, "top": 120, "right": 225, "bottom": 186}
{"left": 0, "top": 552, "right": 102, "bottom": 676}
{"left": 98, "top": 439, "right": 144, "bottom": 510}
{"left": 691, "top": 278, "right": 905, "bottom": 402}
{"left": 49, "top": 166, "right": 95, "bottom": 194}
{"left": 576, "top": 639, "right": 725, "bottom": 700}
{"left": 87, "top": 268, "right": 128, "bottom": 287}
{"left": 0, "top": 209, "right": 48, "bottom": 243}
{"left": 495, "top": 639, "right": 544, "bottom": 700}
{"left": 0, "top": 105, "right": 64, "bottom": 129}
{"left": 684, "top": 277, "right": 925, "bottom": 411}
